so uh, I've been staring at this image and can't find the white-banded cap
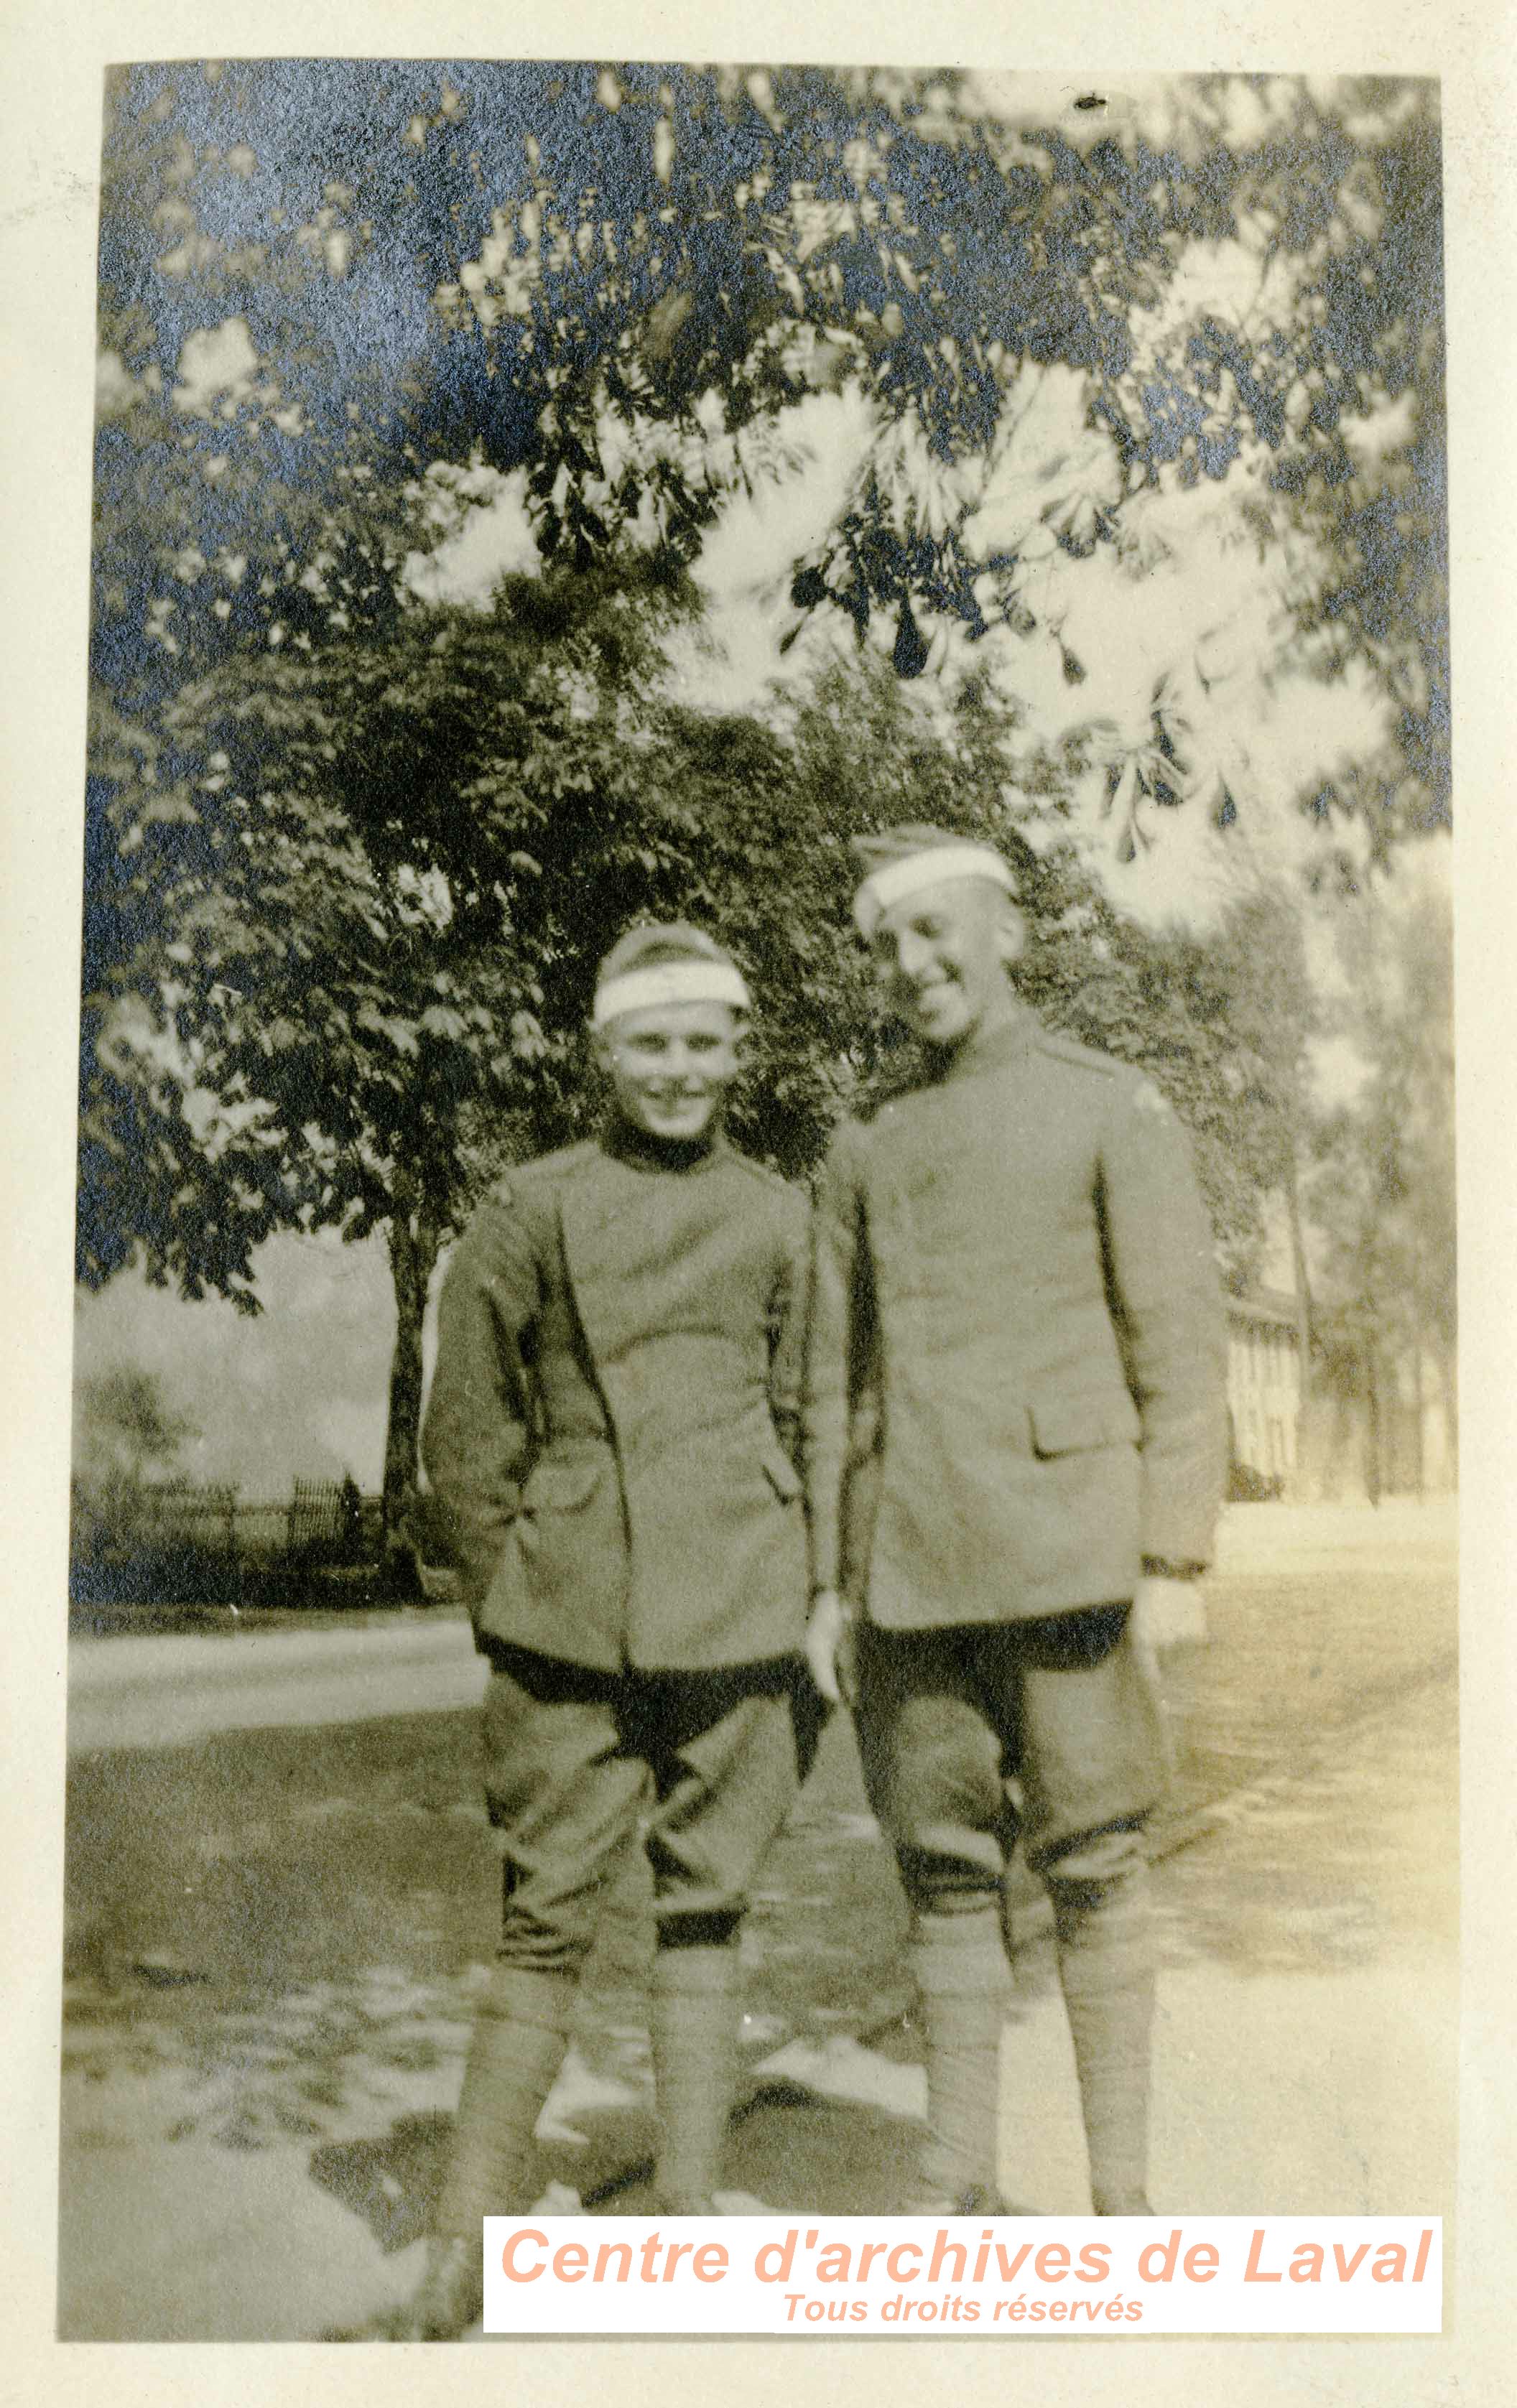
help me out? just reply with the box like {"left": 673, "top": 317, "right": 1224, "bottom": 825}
{"left": 592, "top": 922, "right": 751, "bottom": 1028}
{"left": 851, "top": 823, "right": 1017, "bottom": 938}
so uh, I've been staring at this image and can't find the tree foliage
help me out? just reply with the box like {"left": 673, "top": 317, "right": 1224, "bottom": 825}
{"left": 80, "top": 64, "right": 1451, "bottom": 1518}
{"left": 74, "top": 1365, "right": 195, "bottom": 1486}
{"left": 83, "top": 563, "right": 1318, "bottom": 1534}
{"left": 93, "top": 65, "right": 1445, "bottom": 850}
{"left": 71, "top": 1365, "right": 198, "bottom": 1559}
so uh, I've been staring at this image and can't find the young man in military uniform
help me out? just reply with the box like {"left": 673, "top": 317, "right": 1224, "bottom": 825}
{"left": 804, "top": 824, "right": 1227, "bottom": 2218}
{"left": 404, "top": 922, "right": 812, "bottom": 2337}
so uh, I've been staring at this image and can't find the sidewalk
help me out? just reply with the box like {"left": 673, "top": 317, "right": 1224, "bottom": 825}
{"left": 57, "top": 1656, "right": 1457, "bottom": 2340}
{"left": 62, "top": 1497, "right": 1460, "bottom": 1757}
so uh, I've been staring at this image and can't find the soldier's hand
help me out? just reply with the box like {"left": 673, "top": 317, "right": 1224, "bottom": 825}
{"left": 1130, "top": 1576, "right": 1202, "bottom": 1782}
{"left": 804, "top": 1589, "right": 854, "bottom": 1708}
{"left": 1131, "top": 1573, "right": 1208, "bottom": 1652}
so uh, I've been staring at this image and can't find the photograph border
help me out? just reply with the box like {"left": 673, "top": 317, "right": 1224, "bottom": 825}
{"left": 4, "top": 4, "right": 1512, "bottom": 2403}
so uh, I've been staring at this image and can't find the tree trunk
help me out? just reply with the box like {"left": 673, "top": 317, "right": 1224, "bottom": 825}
{"left": 1439, "top": 1344, "right": 1458, "bottom": 1477}
{"left": 1284, "top": 1152, "right": 1314, "bottom": 1493}
{"left": 1284, "top": 1153, "right": 1313, "bottom": 1367}
{"left": 1364, "top": 1342, "right": 1382, "bottom": 1508}
{"left": 381, "top": 1170, "right": 442, "bottom": 1600}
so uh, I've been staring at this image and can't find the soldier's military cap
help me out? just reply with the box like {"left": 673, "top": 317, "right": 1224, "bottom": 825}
{"left": 592, "top": 921, "right": 751, "bottom": 1027}
{"left": 851, "top": 823, "right": 1019, "bottom": 937}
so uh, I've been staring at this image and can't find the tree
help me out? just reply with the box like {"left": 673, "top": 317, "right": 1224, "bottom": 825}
{"left": 93, "top": 67, "right": 1444, "bottom": 819}
{"left": 85, "top": 591, "right": 1306, "bottom": 1551}
{"left": 71, "top": 1366, "right": 197, "bottom": 1560}
{"left": 83, "top": 557, "right": 883, "bottom": 1561}
{"left": 1308, "top": 867, "right": 1455, "bottom": 1496}
{"left": 74, "top": 1365, "right": 194, "bottom": 1489}
{"left": 1155, "top": 885, "right": 1318, "bottom": 1323}
{"left": 82, "top": 558, "right": 672, "bottom": 1568}
{"left": 80, "top": 66, "right": 1449, "bottom": 1526}
{"left": 88, "top": 67, "right": 1449, "bottom": 1033}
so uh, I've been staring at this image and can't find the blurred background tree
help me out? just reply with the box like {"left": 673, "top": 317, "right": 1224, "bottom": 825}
{"left": 70, "top": 1367, "right": 198, "bottom": 1561}
{"left": 1309, "top": 878, "right": 1455, "bottom": 1500}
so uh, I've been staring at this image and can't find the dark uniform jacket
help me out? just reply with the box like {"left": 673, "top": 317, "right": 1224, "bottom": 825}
{"left": 804, "top": 1002, "right": 1228, "bottom": 1627}
{"left": 422, "top": 1125, "right": 810, "bottom": 1673}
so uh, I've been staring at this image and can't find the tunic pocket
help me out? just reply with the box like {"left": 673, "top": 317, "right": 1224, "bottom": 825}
{"left": 1027, "top": 1394, "right": 1141, "bottom": 1458}
{"left": 520, "top": 1456, "right": 603, "bottom": 1514}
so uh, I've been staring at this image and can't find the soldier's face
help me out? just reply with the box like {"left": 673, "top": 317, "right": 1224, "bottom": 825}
{"left": 871, "top": 878, "right": 1016, "bottom": 1049}
{"left": 597, "top": 1000, "right": 746, "bottom": 1143}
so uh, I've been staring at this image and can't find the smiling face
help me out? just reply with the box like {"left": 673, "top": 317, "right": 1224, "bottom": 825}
{"left": 869, "top": 875, "right": 1023, "bottom": 1051}
{"left": 595, "top": 998, "right": 746, "bottom": 1144}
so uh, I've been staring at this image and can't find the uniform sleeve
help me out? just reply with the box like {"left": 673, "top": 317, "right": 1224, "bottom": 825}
{"left": 421, "top": 1192, "right": 540, "bottom": 1609}
{"left": 802, "top": 1123, "right": 876, "bottom": 1596}
{"left": 766, "top": 1189, "right": 811, "bottom": 1474}
{"left": 1097, "top": 1079, "right": 1230, "bottom": 1568}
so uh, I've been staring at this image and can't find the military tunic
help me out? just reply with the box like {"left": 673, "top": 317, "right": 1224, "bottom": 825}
{"left": 422, "top": 1122, "right": 815, "bottom": 1966}
{"left": 804, "top": 1003, "right": 1228, "bottom": 1630}
{"left": 424, "top": 1126, "right": 810, "bottom": 1673}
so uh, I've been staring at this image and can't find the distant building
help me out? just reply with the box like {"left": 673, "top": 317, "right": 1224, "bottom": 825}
{"left": 1223, "top": 1286, "right": 1455, "bottom": 1500}
{"left": 1226, "top": 1290, "right": 1304, "bottom": 1490}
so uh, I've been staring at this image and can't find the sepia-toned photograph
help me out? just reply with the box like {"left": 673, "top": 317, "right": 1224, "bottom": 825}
{"left": 59, "top": 57, "right": 1455, "bottom": 2346}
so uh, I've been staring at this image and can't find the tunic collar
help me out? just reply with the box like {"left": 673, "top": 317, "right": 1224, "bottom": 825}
{"left": 599, "top": 1114, "right": 730, "bottom": 1175}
